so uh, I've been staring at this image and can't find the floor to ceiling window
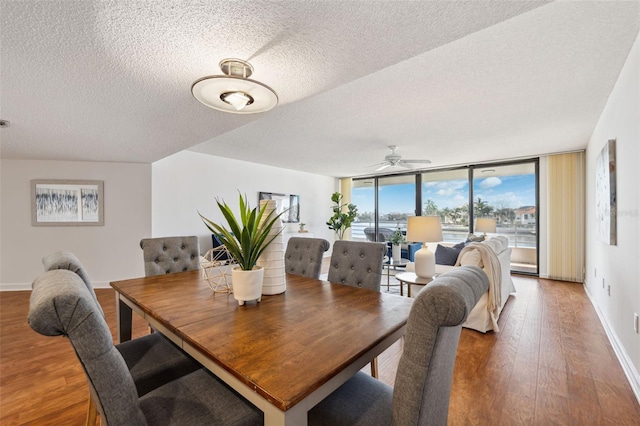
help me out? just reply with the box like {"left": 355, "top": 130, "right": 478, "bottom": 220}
{"left": 472, "top": 163, "right": 538, "bottom": 274}
{"left": 377, "top": 175, "right": 416, "bottom": 239}
{"left": 351, "top": 159, "right": 539, "bottom": 274}
{"left": 351, "top": 175, "right": 417, "bottom": 242}
{"left": 421, "top": 169, "right": 470, "bottom": 243}
{"left": 351, "top": 178, "right": 375, "bottom": 242}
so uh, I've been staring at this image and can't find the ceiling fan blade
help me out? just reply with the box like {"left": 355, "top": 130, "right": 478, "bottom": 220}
{"left": 360, "top": 162, "right": 385, "bottom": 170}
{"left": 403, "top": 159, "right": 432, "bottom": 164}
{"left": 376, "top": 163, "right": 391, "bottom": 171}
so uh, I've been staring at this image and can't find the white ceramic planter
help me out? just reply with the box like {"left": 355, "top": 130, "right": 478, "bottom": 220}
{"left": 264, "top": 242, "right": 285, "bottom": 252}
{"left": 256, "top": 260, "right": 282, "bottom": 270}
{"left": 392, "top": 244, "right": 401, "bottom": 262}
{"left": 258, "top": 250, "right": 285, "bottom": 261}
{"left": 257, "top": 199, "right": 286, "bottom": 295}
{"left": 231, "top": 266, "right": 264, "bottom": 305}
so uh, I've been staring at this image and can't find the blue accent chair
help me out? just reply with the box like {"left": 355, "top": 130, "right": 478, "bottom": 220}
{"left": 386, "top": 242, "right": 422, "bottom": 261}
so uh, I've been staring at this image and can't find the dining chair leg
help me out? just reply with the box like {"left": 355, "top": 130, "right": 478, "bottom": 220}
{"left": 370, "top": 357, "right": 379, "bottom": 379}
{"left": 85, "top": 394, "right": 97, "bottom": 426}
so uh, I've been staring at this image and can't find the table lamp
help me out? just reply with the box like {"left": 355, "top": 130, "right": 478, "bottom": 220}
{"left": 406, "top": 216, "right": 443, "bottom": 279}
{"left": 475, "top": 217, "right": 496, "bottom": 237}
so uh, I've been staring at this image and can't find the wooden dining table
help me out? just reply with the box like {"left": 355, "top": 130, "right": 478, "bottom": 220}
{"left": 111, "top": 270, "right": 414, "bottom": 426}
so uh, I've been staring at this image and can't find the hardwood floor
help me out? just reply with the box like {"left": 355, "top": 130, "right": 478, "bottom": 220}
{"left": 449, "top": 276, "right": 640, "bottom": 425}
{"left": 1, "top": 275, "right": 639, "bottom": 425}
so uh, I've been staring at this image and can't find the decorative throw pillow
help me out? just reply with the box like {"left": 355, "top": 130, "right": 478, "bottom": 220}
{"left": 460, "top": 249, "right": 483, "bottom": 267}
{"left": 453, "top": 241, "right": 466, "bottom": 250}
{"left": 435, "top": 244, "right": 462, "bottom": 266}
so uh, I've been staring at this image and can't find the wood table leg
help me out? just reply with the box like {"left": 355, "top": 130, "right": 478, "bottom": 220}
{"left": 370, "top": 357, "right": 379, "bottom": 379}
{"left": 85, "top": 394, "right": 97, "bottom": 426}
{"left": 387, "top": 267, "right": 390, "bottom": 291}
{"left": 116, "top": 293, "right": 132, "bottom": 343}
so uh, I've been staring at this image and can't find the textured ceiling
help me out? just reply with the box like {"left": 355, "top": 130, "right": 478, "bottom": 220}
{"left": 1, "top": 1, "right": 639, "bottom": 177}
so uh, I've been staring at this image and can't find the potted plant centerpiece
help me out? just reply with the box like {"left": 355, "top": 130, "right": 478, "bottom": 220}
{"left": 199, "top": 193, "right": 284, "bottom": 305}
{"left": 389, "top": 226, "right": 405, "bottom": 262}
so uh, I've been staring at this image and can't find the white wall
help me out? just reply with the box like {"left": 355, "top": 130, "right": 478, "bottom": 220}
{"left": 585, "top": 34, "right": 639, "bottom": 395}
{"left": 151, "top": 151, "right": 338, "bottom": 253}
{"left": 0, "top": 159, "right": 152, "bottom": 290}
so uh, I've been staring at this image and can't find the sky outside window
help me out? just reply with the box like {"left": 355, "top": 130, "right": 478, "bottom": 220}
{"left": 354, "top": 175, "right": 535, "bottom": 214}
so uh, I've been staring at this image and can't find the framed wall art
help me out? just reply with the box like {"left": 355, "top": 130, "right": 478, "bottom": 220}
{"left": 31, "top": 179, "right": 104, "bottom": 226}
{"left": 595, "top": 139, "right": 616, "bottom": 245}
{"left": 258, "top": 192, "right": 300, "bottom": 223}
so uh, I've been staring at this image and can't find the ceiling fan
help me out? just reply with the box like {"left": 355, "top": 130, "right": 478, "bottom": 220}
{"left": 373, "top": 145, "right": 431, "bottom": 171}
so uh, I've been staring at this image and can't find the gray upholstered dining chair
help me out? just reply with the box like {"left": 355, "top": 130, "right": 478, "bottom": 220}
{"left": 28, "top": 269, "right": 263, "bottom": 426}
{"left": 327, "top": 240, "right": 386, "bottom": 377}
{"left": 284, "top": 237, "right": 330, "bottom": 279}
{"left": 309, "top": 265, "right": 488, "bottom": 426}
{"left": 327, "top": 240, "right": 386, "bottom": 292}
{"left": 42, "top": 250, "right": 202, "bottom": 425}
{"left": 140, "top": 236, "right": 200, "bottom": 276}
{"left": 140, "top": 236, "right": 200, "bottom": 334}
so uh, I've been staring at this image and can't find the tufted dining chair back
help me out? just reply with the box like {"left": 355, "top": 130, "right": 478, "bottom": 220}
{"left": 28, "top": 269, "right": 262, "bottom": 426}
{"left": 140, "top": 236, "right": 200, "bottom": 277}
{"left": 284, "top": 237, "right": 330, "bottom": 279}
{"left": 29, "top": 269, "right": 151, "bottom": 425}
{"left": 308, "top": 265, "right": 489, "bottom": 426}
{"left": 327, "top": 240, "right": 386, "bottom": 377}
{"left": 327, "top": 240, "right": 386, "bottom": 291}
{"left": 40, "top": 249, "right": 203, "bottom": 424}
{"left": 42, "top": 249, "right": 103, "bottom": 315}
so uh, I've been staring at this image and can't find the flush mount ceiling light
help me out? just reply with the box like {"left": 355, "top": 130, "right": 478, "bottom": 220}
{"left": 191, "top": 58, "right": 278, "bottom": 114}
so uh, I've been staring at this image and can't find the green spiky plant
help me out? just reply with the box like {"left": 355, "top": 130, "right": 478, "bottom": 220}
{"left": 199, "top": 193, "right": 285, "bottom": 271}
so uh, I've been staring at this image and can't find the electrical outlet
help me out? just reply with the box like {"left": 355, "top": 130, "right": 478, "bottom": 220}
{"left": 607, "top": 285, "right": 611, "bottom": 296}
{"left": 602, "top": 277, "right": 605, "bottom": 289}
{"left": 594, "top": 268, "right": 597, "bottom": 277}
{"left": 634, "top": 313, "right": 639, "bottom": 334}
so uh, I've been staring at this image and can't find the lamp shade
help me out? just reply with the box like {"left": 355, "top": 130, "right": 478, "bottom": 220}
{"left": 406, "top": 216, "right": 443, "bottom": 243}
{"left": 475, "top": 217, "right": 496, "bottom": 234}
{"left": 406, "top": 216, "right": 442, "bottom": 279}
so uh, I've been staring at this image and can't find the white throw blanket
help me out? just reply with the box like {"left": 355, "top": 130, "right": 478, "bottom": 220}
{"left": 455, "top": 243, "right": 502, "bottom": 331}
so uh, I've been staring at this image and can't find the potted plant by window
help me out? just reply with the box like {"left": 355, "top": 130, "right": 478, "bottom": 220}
{"left": 389, "top": 226, "right": 405, "bottom": 261}
{"left": 326, "top": 192, "right": 358, "bottom": 240}
{"left": 199, "top": 193, "right": 284, "bottom": 305}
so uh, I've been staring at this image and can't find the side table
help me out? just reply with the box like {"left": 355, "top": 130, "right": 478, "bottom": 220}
{"left": 382, "top": 258, "right": 410, "bottom": 295}
{"left": 395, "top": 272, "right": 434, "bottom": 298}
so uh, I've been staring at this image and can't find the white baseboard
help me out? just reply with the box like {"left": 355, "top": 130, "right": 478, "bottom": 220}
{"left": 1, "top": 281, "right": 112, "bottom": 291}
{"left": 584, "top": 284, "right": 640, "bottom": 405}
{"left": 0, "top": 283, "right": 32, "bottom": 291}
